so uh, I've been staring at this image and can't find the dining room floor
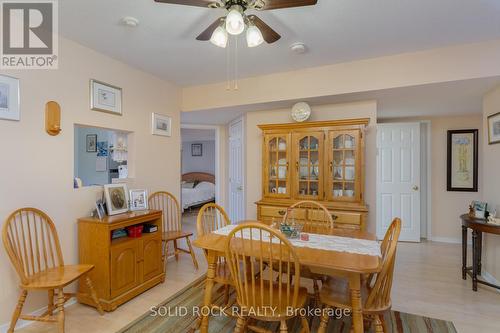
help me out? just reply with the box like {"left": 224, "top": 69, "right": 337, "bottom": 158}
{"left": 13, "top": 211, "right": 500, "bottom": 333}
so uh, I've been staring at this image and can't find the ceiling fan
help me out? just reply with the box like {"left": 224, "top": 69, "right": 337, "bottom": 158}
{"left": 154, "top": 0, "right": 318, "bottom": 48}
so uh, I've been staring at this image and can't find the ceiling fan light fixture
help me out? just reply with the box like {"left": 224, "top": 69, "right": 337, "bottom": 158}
{"left": 210, "top": 25, "right": 228, "bottom": 48}
{"left": 246, "top": 24, "right": 264, "bottom": 47}
{"left": 225, "top": 6, "right": 245, "bottom": 35}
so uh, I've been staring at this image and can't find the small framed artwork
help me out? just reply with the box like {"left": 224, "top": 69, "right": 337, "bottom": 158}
{"left": 86, "top": 134, "right": 97, "bottom": 152}
{"left": 129, "top": 189, "right": 148, "bottom": 211}
{"left": 0, "top": 75, "right": 20, "bottom": 121}
{"left": 151, "top": 113, "right": 172, "bottom": 137}
{"left": 90, "top": 79, "right": 122, "bottom": 115}
{"left": 447, "top": 129, "right": 478, "bottom": 192}
{"left": 95, "top": 200, "right": 106, "bottom": 220}
{"left": 487, "top": 112, "right": 500, "bottom": 145}
{"left": 103, "top": 184, "right": 129, "bottom": 216}
{"left": 472, "top": 201, "right": 487, "bottom": 219}
{"left": 192, "top": 143, "right": 203, "bottom": 156}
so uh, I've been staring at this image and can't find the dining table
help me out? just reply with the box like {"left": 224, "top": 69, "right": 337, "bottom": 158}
{"left": 192, "top": 222, "right": 381, "bottom": 333}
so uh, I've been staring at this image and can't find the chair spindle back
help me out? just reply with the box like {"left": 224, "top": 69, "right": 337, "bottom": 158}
{"left": 284, "top": 200, "right": 334, "bottom": 229}
{"left": 225, "top": 222, "right": 301, "bottom": 313}
{"left": 365, "top": 218, "right": 401, "bottom": 311}
{"left": 149, "top": 191, "right": 181, "bottom": 233}
{"left": 2, "top": 208, "right": 64, "bottom": 285}
{"left": 196, "top": 203, "right": 230, "bottom": 237}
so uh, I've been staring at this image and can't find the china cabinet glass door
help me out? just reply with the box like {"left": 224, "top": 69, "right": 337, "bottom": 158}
{"left": 327, "top": 130, "right": 361, "bottom": 202}
{"left": 264, "top": 134, "right": 291, "bottom": 198}
{"left": 293, "top": 132, "right": 324, "bottom": 200}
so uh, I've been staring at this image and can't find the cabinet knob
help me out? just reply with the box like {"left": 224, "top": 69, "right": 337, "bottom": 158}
{"left": 278, "top": 210, "right": 286, "bottom": 216}
{"left": 331, "top": 214, "right": 338, "bottom": 220}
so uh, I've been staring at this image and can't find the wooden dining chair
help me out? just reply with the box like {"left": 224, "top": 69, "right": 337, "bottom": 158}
{"left": 225, "top": 222, "right": 310, "bottom": 333}
{"left": 283, "top": 200, "right": 334, "bottom": 229}
{"left": 196, "top": 203, "right": 232, "bottom": 305}
{"left": 2, "top": 208, "right": 104, "bottom": 333}
{"left": 282, "top": 200, "right": 334, "bottom": 304}
{"left": 149, "top": 191, "right": 198, "bottom": 270}
{"left": 317, "top": 218, "right": 402, "bottom": 333}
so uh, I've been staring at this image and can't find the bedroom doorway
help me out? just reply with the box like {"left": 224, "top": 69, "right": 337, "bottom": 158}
{"left": 180, "top": 125, "right": 222, "bottom": 215}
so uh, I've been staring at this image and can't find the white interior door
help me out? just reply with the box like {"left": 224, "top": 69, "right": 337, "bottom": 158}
{"left": 228, "top": 118, "right": 245, "bottom": 223}
{"left": 377, "top": 123, "right": 421, "bottom": 242}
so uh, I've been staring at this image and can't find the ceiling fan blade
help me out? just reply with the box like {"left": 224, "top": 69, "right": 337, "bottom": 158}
{"left": 196, "top": 17, "right": 225, "bottom": 41}
{"left": 256, "top": 0, "right": 318, "bottom": 10}
{"left": 154, "top": 0, "right": 216, "bottom": 8}
{"left": 247, "top": 15, "right": 281, "bottom": 44}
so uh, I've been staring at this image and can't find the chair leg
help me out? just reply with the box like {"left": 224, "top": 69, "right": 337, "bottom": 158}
{"left": 279, "top": 320, "right": 288, "bottom": 333}
{"left": 186, "top": 236, "right": 199, "bottom": 269}
{"left": 300, "top": 315, "right": 310, "bottom": 333}
{"left": 57, "top": 288, "right": 65, "bottom": 333}
{"left": 48, "top": 289, "right": 54, "bottom": 316}
{"left": 173, "top": 240, "right": 179, "bottom": 261}
{"left": 7, "top": 289, "right": 28, "bottom": 333}
{"left": 313, "top": 279, "right": 320, "bottom": 306}
{"left": 374, "top": 315, "right": 384, "bottom": 333}
{"left": 235, "top": 317, "right": 246, "bottom": 333}
{"left": 223, "top": 284, "right": 230, "bottom": 306}
{"left": 317, "top": 307, "right": 329, "bottom": 333}
{"left": 85, "top": 275, "right": 104, "bottom": 315}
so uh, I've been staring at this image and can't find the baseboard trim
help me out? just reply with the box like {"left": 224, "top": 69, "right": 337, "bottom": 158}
{"left": 482, "top": 271, "right": 500, "bottom": 294}
{"left": 0, "top": 297, "right": 77, "bottom": 333}
{"left": 429, "top": 236, "right": 472, "bottom": 245}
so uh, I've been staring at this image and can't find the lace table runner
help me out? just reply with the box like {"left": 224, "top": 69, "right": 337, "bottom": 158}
{"left": 214, "top": 225, "right": 381, "bottom": 257}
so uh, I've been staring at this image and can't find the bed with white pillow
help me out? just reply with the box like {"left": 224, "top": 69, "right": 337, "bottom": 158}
{"left": 181, "top": 172, "right": 216, "bottom": 211}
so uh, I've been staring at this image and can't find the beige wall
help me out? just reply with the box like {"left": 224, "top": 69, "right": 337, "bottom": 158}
{"left": 244, "top": 101, "right": 378, "bottom": 232}
{"left": 0, "top": 38, "right": 180, "bottom": 325}
{"left": 381, "top": 115, "right": 483, "bottom": 241}
{"left": 182, "top": 39, "right": 500, "bottom": 112}
{"left": 482, "top": 86, "right": 500, "bottom": 281}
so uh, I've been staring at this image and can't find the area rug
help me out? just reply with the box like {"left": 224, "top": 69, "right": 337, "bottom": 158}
{"left": 118, "top": 277, "right": 456, "bottom": 333}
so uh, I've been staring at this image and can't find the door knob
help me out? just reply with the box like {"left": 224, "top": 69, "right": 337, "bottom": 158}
{"left": 237, "top": 186, "right": 243, "bottom": 191}
{"left": 412, "top": 185, "right": 419, "bottom": 191}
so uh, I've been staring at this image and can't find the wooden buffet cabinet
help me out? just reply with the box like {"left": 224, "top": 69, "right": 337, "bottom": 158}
{"left": 77, "top": 210, "right": 164, "bottom": 311}
{"left": 256, "top": 119, "right": 369, "bottom": 230}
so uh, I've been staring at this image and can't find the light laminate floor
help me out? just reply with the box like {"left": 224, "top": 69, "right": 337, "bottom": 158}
{"left": 15, "top": 211, "right": 500, "bottom": 333}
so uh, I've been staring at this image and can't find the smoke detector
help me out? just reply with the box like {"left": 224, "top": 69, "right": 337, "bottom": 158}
{"left": 121, "top": 16, "right": 139, "bottom": 27}
{"left": 290, "top": 42, "right": 307, "bottom": 54}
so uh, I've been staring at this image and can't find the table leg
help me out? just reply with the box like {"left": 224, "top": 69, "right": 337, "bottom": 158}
{"left": 472, "top": 230, "right": 478, "bottom": 292}
{"left": 349, "top": 274, "right": 364, "bottom": 333}
{"left": 477, "top": 231, "right": 482, "bottom": 274}
{"left": 462, "top": 225, "right": 467, "bottom": 280}
{"left": 200, "top": 251, "right": 217, "bottom": 333}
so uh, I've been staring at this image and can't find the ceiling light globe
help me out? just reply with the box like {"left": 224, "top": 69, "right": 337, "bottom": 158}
{"left": 225, "top": 8, "right": 245, "bottom": 35}
{"left": 246, "top": 25, "right": 264, "bottom": 47}
{"left": 210, "top": 26, "right": 228, "bottom": 48}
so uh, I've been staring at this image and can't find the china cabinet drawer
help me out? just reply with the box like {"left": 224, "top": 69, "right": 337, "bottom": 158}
{"left": 260, "top": 205, "right": 307, "bottom": 220}
{"left": 330, "top": 211, "right": 362, "bottom": 229}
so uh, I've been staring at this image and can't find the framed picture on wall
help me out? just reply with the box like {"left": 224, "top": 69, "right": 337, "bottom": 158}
{"left": 191, "top": 143, "right": 203, "bottom": 156}
{"left": 86, "top": 134, "right": 97, "bottom": 152}
{"left": 447, "top": 129, "right": 478, "bottom": 192}
{"left": 0, "top": 75, "right": 20, "bottom": 121}
{"left": 90, "top": 79, "right": 122, "bottom": 115}
{"left": 151, "top": 113, "right": 172, "bottom": 137}
{"left": 487, "top": 112, "right": 500, "bottom": 145}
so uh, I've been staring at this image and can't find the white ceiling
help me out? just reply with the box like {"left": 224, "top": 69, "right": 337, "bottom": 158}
{"left": 180, "top": 77, "right": 500, "bottom": 124}
{"left": 60, "top": 0, "right": 500, "bottom": 86}
{"left": 181, "top": 128, "right": 216, "bottom": 142}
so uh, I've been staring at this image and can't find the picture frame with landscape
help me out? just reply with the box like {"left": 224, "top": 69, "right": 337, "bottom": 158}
{"left": 0, "top": 75, "right": 20, "bottom": 121}
{"left": 90, "top": 79, "right": 122, "bottom": 115}
{"left": 151, "top": 113, "right": 172, "bottom": 137}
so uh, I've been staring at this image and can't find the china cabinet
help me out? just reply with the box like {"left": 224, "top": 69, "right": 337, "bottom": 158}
{"left": 256, "top": 119, "right": 369, "bottom": 230}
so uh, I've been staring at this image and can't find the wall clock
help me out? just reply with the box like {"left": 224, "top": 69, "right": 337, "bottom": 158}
{"left": 291, "top": 102, "right": 311, "bottom": 122}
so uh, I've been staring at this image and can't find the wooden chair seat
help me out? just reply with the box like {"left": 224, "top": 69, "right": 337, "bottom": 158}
{"left": 22, "top": 264, "right": 94, "bottom": 290}
{"left": 162, "top": 230, "right": 194, "bottom": 242}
